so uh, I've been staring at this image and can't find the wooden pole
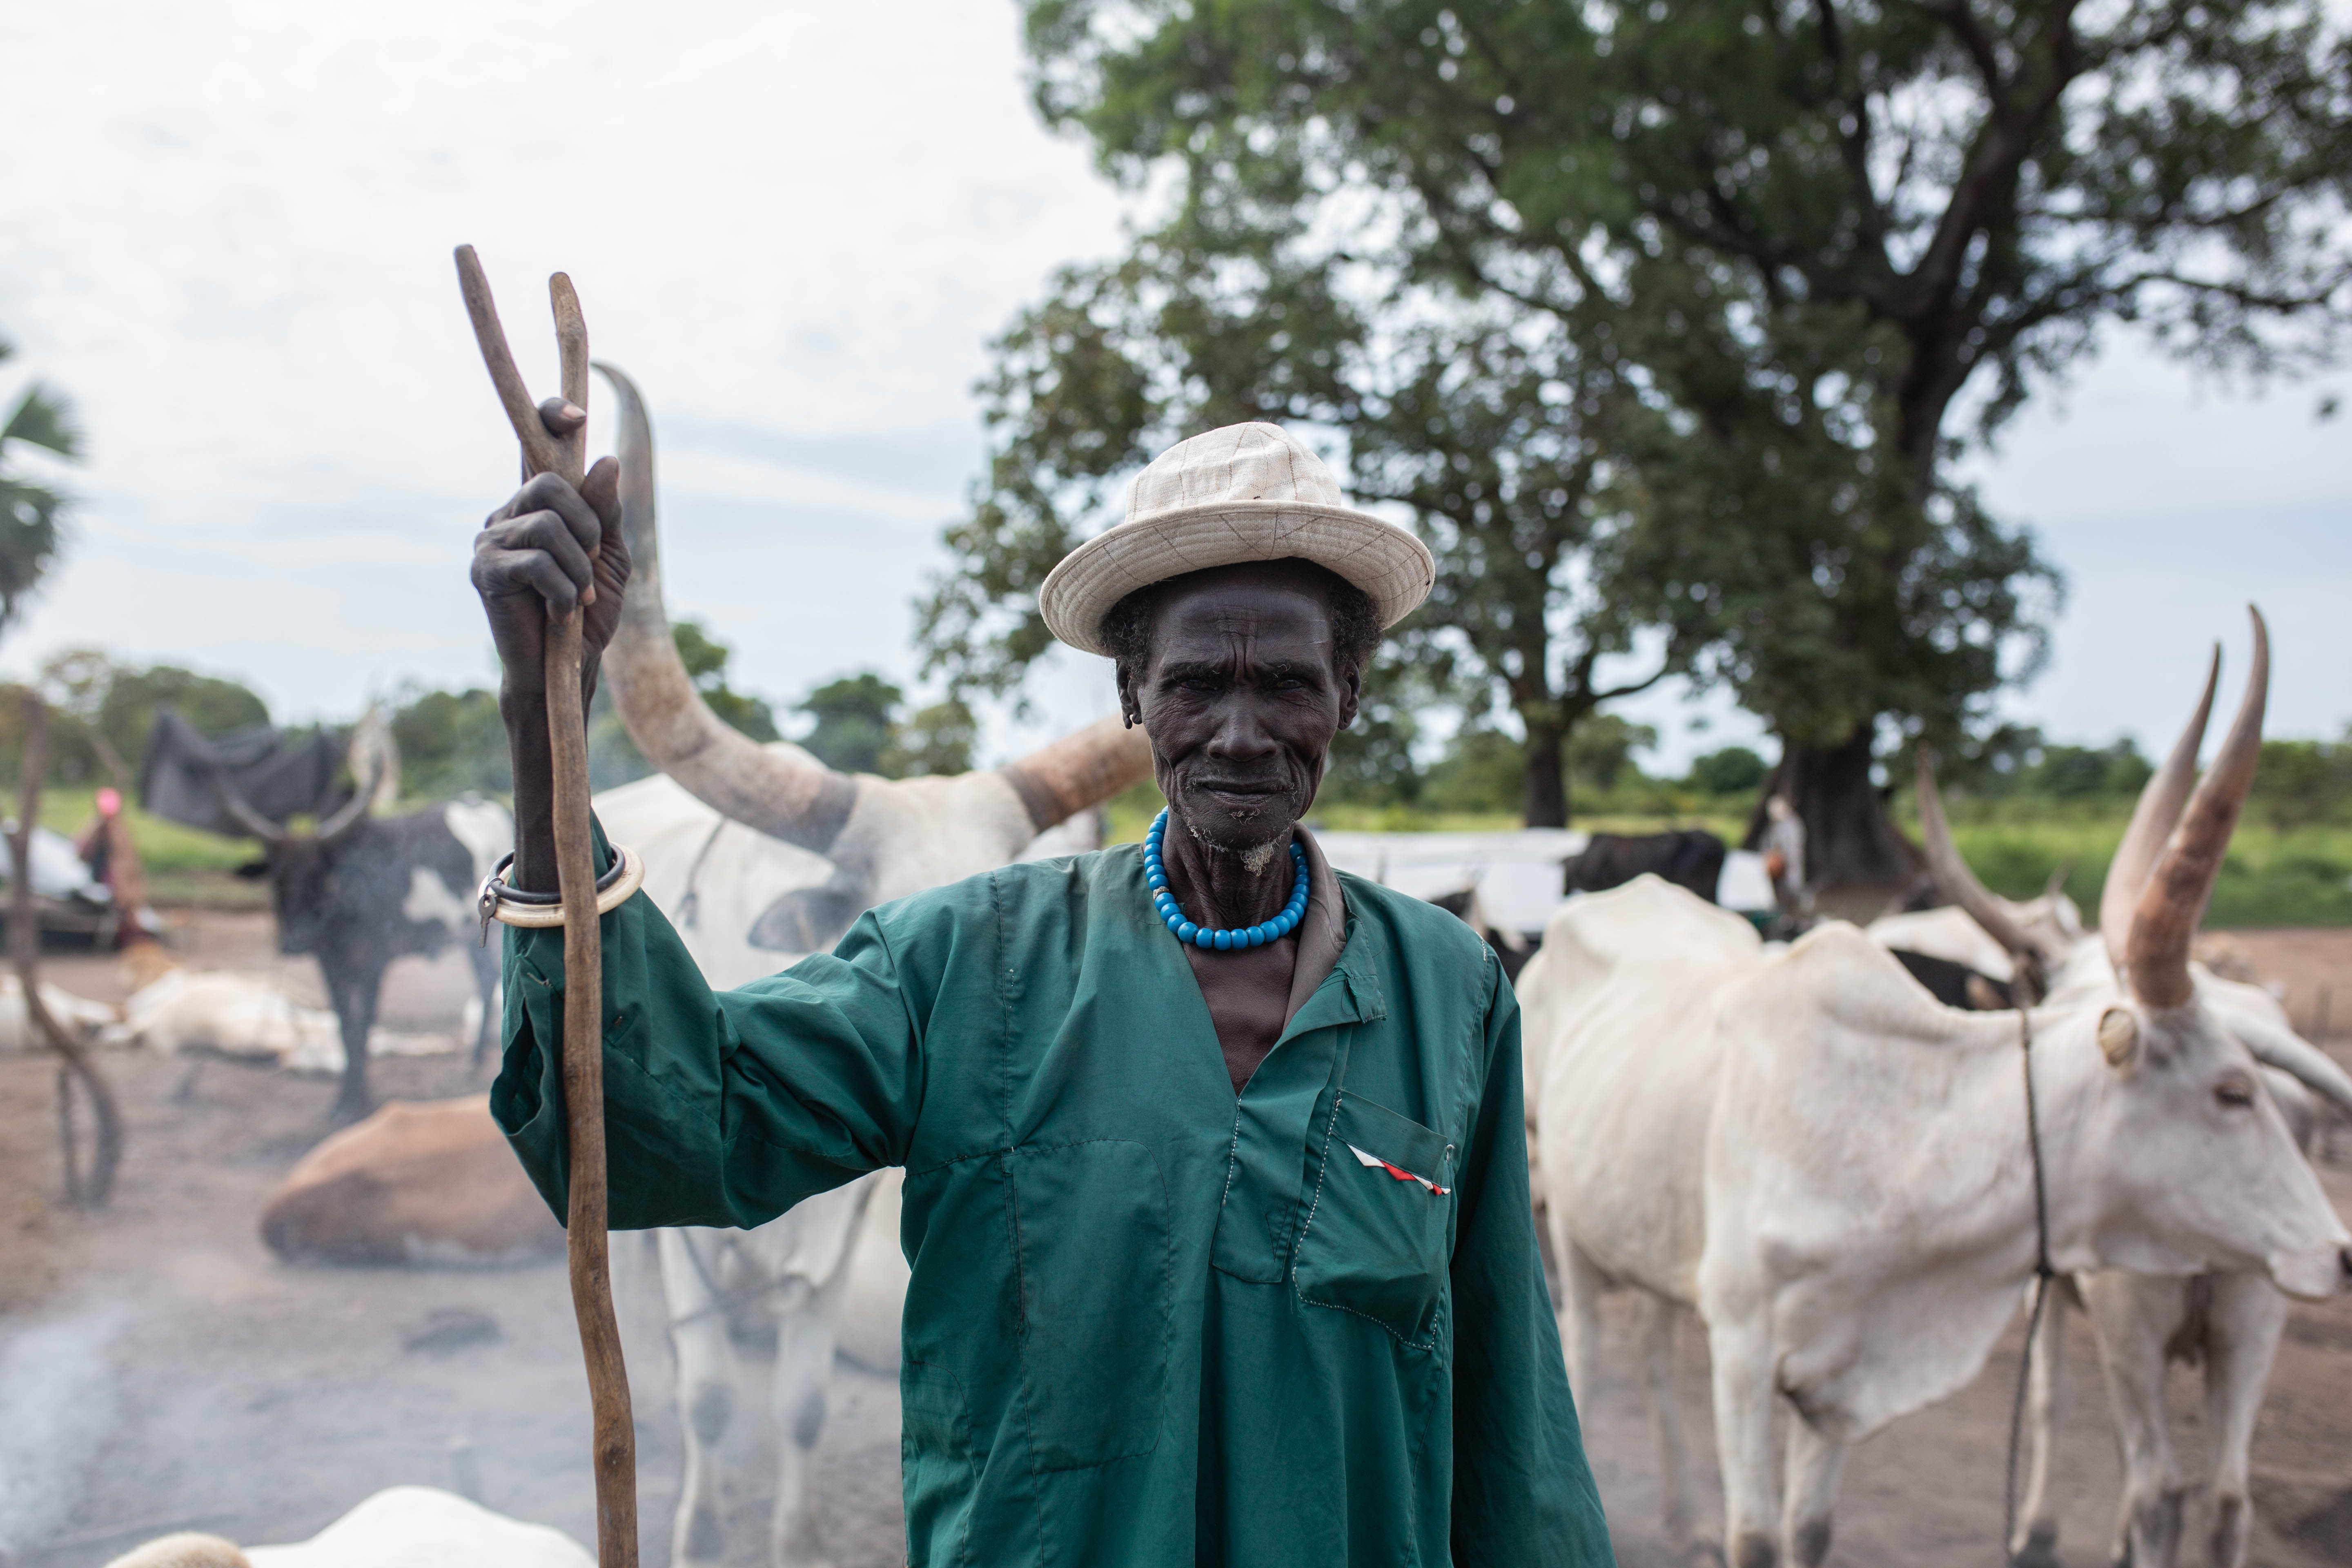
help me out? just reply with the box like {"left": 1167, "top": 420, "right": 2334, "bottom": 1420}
{"left": 9, "top": 691, "right": 125, "bottom": 1207}
{"left": 453, "top": 245, "right": 637, "bottom": 1567}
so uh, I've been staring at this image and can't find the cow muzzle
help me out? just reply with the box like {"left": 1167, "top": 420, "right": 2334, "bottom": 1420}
{"left": 2269, "top": 1242, "right": 2352, "bottom": 1301}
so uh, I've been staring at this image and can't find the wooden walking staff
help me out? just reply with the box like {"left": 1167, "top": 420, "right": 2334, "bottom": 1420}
{"left": 453, "top": 244, "right": 639, "bottom": 1566}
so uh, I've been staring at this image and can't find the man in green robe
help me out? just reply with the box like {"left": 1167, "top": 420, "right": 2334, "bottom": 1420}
{"left": 472, "top": 416, "right": 1614, "bottom": 1566}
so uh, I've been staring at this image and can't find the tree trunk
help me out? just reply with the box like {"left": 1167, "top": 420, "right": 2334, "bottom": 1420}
{"left": 1746, "top": 727, "right": 1918, "bottom": 892}
{"left": 1521, "top": 713, "right": 1568, "bottom": 828}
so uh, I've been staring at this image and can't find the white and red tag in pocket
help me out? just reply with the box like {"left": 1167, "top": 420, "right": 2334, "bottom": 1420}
{"left": 1347, "top": 1143, "right": 1450, "bottom": 1196}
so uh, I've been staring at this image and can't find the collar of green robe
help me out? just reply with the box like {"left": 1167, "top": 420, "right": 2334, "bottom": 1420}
{"left": 1276, "top": 824, "right": 1349, "bottom": 1027}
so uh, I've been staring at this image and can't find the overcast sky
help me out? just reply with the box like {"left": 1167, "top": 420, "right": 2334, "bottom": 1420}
{"left": 2, "top": 2, "right": 2345, "bottom": 775}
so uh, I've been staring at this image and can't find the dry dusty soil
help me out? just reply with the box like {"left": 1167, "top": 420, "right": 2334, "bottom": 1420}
{"left": 0, "top": 914, "right": 2349, "bottom": 1567}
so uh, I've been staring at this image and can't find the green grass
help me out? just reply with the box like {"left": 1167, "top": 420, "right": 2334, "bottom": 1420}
{"left": 1929, "top": 813, "right": 2352, "bottom": 929}
{"left": 29, "top": 785, "right": 267, "bottom": 909}
{"left": 35, "top": 786, "right": 257, "bottom": 875}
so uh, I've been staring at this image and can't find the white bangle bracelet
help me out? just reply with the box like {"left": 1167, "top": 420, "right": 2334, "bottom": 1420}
{"left": 480, "top": 846, "right": 646, "bottom": 931}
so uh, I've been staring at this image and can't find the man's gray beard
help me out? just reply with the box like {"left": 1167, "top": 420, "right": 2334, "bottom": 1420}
{"left": 1180, "top": 815, "right": 1291, "bottom": 874}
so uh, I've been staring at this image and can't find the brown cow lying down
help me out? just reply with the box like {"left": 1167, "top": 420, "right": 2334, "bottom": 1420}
{"left": 103, "top": 1485, "right": 592, "bottom": 1567}
{"left": 260, "top": 1096, "right": 560, "bottom": 1265}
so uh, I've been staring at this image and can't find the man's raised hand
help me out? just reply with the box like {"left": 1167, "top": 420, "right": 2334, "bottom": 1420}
{"left": 471, "top": 397, "right": 631, "bottom": 699}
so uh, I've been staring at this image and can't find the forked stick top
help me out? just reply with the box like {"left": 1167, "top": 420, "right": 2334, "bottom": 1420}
{"left": 551, "top": 271, "right": 589, "bottom": 481}
{"left": 454, "top": 244, "right": 582, "bottom": 486}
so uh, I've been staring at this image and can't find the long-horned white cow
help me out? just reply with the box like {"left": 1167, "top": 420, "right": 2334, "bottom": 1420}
{"left": 588, "top": 364, "right": 1152, "bottom": 1568}
{"left": 1523, "top": 613, "right": 2350, "bottom": 1568}
{"left": 1898, "top": 635, "right": 2352, "bottom": 1568}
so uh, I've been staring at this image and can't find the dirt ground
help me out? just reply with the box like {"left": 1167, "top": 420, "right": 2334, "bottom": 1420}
{"left": 1, "top": 918, "right": 2350, "bottom": 1566}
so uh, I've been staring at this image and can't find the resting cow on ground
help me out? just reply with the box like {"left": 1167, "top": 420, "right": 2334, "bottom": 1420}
{"left": 258, "top": 1095, "right": 561, "bottom": 1265}
{"left": 473, "top": 414, "right": 1610, "bottom": 1566}
{"left": 1561, "top": 828, "right": 1725, "bottom": 902}
{"left": 102, "top": 1486, "right": 591, "bottom": 1568}
{"left": 1522, "top": 614, "right": 2350, "bottom": 1568}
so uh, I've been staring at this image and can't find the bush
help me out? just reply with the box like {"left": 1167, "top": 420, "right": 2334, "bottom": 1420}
{"left": 1420, "top": 727, "right": 1523, "bottom": 815}
{"left": 390, "top": 686, "right": 510, "bottom": 798}
{"left": 2254, "top": 737, "right": 2352, "bottom": 831}
{"left": 1686, "top": 745, "right": 1768, "bottom": 797}
{"left": 9, "top": 650, "right": 270, "bottom": 787}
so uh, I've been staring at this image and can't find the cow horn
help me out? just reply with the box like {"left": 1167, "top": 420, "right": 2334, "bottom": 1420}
{"left": 999, "top": 718, "right": 1154, "bottom": 833}
{"left": 2230, "top": 1010, "right": 2352, "bottom": 1125}
{"left": 2125, "top": 608, "right": 2268, "bottom": 1009}
{"left": 595, "top": 361, "right": 1151, "bottom": 844}
{"left": 1915, "top": 750, "right": 2046, "bottom": 1004}
{"left": 208, "top": 765, "right": 288, "bottom": 845}
{"left": 592, "top": 362, "right": 860, "bottom": 853}
{"left": 314, "top": 759, "right": 381, "bottom": 844}
{"left": 2100, "top": 643, "right": 2220, "bottom": 972}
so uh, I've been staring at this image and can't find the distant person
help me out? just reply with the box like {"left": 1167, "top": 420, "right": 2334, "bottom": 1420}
{"left": 470, "top": 413, "right": 1614, "bottom": 1566}
{"left": 76, "top": 786, "right": 123, "bottom": 886}
{"left": 1761, "top": 793, "right": 1812, "bottom": 922}
{"left": 75, "top": 786, "right": 158, "bottom": 946}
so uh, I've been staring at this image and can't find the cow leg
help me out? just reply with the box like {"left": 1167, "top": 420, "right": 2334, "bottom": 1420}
{"left": 1778, "top": 1415, "right": 1845, "bottom": 1568}
{"left": 661, "top": 1228, "right": 738, "bottom": 1568}
{"left": 2082, "top": 1272, "right": 2186, "bottom": 1568}
{"left": 1707, "top": 1322, "right": 1782, "bottom": 1568}
{"left": 2200, "top": 1274, "right": 2285, "bottom": 1568}
{"left": 1645, "top": 1296, "right": 1717, "bottom": 1564}
{"left": 466, "top": 940, "right": 501, "bottom": 1071}
{"left": 2011, "top": 1283, "right": 2071, "bottom": 1568}
{"left": 766, "top": 1262, "right": 857, "bottom": 1568}
{"left": 325, "top": 962, "right": 384, "bottom": 1123}
{"left": 1554, "top": 1225, "right": 1606, "bottom": 1405}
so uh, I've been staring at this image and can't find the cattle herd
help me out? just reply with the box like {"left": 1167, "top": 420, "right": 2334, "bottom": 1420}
{"left": 45, "top": 374, "right": 2341, "bottom": 1568}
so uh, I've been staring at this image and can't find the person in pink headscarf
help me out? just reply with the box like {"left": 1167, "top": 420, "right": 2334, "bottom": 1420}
{"left": 76, "top": 785, "right": 150, "bottom": 945}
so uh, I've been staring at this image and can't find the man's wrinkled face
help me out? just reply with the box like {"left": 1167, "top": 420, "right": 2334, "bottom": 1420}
{"left": 1117, "top": 561, "right": 1361, "bottom": 858}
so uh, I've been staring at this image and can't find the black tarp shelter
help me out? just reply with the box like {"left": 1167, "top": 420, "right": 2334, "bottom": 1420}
{"left": 138, "top": 710, "right": 343, "bottom": 837}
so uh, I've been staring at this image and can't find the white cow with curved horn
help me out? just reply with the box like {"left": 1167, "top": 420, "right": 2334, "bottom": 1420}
{"left": 587, "top": 364, "right": 1152, "bottom": 1568}
{"left": 1900, "top": 632, "right": 2352, "bottom": 1568}
{"left": 1522, "top": 608, "right": 2351, "bottom": 1568}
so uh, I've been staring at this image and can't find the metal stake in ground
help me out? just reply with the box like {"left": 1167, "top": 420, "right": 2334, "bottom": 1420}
{"left": 453, "top": 244, "right": 637, "bottom": 1567}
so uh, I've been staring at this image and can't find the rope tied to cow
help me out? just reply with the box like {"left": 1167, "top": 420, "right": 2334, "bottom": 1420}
{"left": 2002, "top": 1002, "right": 2058, "bottom": 1560}
{"left": 665, "top": 1229, "right": 822, "bottom": 1335}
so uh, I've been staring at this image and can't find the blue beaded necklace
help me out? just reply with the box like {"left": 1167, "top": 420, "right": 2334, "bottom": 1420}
{"left": 1144, "top": 808, "right": 1309, "bottom": 951}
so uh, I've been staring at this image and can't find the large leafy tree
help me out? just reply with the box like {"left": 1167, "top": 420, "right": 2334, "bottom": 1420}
{"left": 0, "top": 336, "right": 80, "bottom": 637}
{"left": 943, "top": 0, "right": 2350, "bottom": 877}
{"left": 920, "top": 186, "right": 1691, "bottom": 825}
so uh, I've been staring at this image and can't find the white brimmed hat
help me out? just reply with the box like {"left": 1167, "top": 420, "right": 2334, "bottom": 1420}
{"left": 1037, "top": 421, "right": 1435, "bottom": 657}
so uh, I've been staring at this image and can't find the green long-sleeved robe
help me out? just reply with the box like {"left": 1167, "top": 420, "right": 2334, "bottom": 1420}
{"left": 493, "top": 830, "right": 1612, "bottom": 1568}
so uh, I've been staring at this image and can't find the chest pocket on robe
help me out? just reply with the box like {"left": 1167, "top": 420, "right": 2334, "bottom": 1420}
{"left": 1292, "top": 1093, "right": 1455, "bottom": 1345}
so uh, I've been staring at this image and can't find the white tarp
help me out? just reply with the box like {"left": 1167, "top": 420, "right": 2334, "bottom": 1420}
{"left": 1313, "top": 828, "right": 1587, "bottom": 936}
{"left": 1025, "top": 820, "right": 1771, "bottom": 935}
{"left": 1716, "top": 849, "right": 1775, "bottom": 913}
{"left": 0, "top": 824, "right": 109, "bottom": 904}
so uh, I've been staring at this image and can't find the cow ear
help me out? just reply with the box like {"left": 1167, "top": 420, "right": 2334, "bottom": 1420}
{"left": 2098, "top": 1006, "right": 2141, "bottom": 1070}
{"left": 234, "top": 859, "right": 271, "bottom": 880}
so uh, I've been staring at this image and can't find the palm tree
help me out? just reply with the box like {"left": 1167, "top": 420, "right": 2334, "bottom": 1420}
{"left": 0, "top": 334, "right": 80, "bottom": 635}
